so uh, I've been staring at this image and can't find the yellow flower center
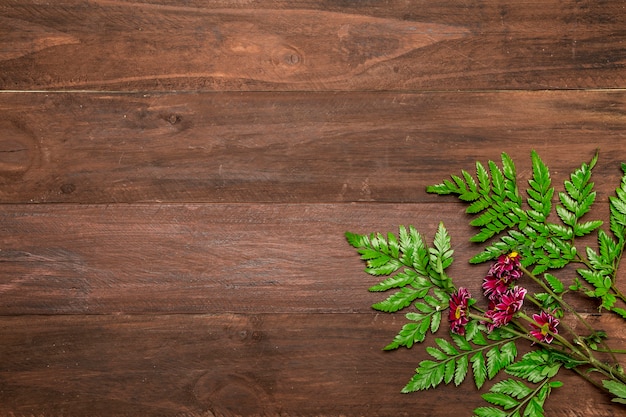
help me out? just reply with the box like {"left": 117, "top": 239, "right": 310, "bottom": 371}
{"left": 455, "top": 305, "right": 463, "bottom": 320}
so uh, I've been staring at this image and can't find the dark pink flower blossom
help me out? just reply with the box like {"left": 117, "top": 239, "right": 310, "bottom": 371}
{"left": 484, "top": 286, "right": 527, "bottom": 332}
{"left": 529, "top": 311, "right": 560, "bottom": 344}
{"left": 449, "top": 287, "right": 471, "bottom": 335}
{"left": 482, "top": 252, "right": 523, "bottom": 301}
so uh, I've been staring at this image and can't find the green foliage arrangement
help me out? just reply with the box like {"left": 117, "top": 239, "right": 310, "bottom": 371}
{"left": 346, "top": 151, "right": 626, "bottom": 416}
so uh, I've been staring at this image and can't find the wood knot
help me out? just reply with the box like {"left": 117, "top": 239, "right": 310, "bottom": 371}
{"left": 270, "top": 44, "right": 304, "bottom": 74}
{"left": 167, "top": 114, "right": 181, "bottom": 125}
{"left": 0, "top": 120, "right": 38, "bottom": 181}
{"left": 60, "top": 183, "right": 76, "bottom": 194}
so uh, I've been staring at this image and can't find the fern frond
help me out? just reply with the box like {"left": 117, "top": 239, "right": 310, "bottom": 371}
{"left": 402, "top": 328, "right": 520, "bottom": 393}
{"left": 575, "top": 161, "right": 626, "bottom": 315}
{"left": 474, "top": 350, "right": 563, "bottom": 417}
{"left": 427, "top": 153, "right": 524, "bottom": 244}
{"left": 526, "top": 150, "right": 553, "bottom": 222}
{"left": 555, "top": 152, "right": 602, "bottom": 237}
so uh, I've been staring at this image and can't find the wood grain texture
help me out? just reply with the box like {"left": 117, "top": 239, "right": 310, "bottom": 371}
{"left": 0, "top": 90, "right": 625, "bottom": 203}
{"left": 2, "top": 2, "right": 626, "bottom": 416}
{"left": 0, "top": 202, "right": 461, "bottom": 315}
{"left": 0, "top": 0, "right": 625, "bottom": 91}
{"left": 0, "top": 202, "right": 620, "bottom": 316}
{"left": 0, "top": 313, "right": 623, "bottom": 417}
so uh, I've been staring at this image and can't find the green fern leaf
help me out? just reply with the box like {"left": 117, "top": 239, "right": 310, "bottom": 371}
{"left": 486, "top": 347, "right": 503, "bottom": 380}
{"left": 523, "top": 393, "right": 546, "bottom": 417}
{"left": 506, "top": 350, "right": 561, "bottom": 383}
{"left": 547, "top": 223, "right": 573, "bottom": 240}
{"left": 444, "top": 356, "right": 456, "bottom": 384}
{"left": 502, "top": 153, "right": 522, "bottom": 204}
{"left": 598, "top": 228, "right": 620, "bottom": 263}
{"left": 473, "top": 406, "right": 508, "bottom": 417}
{"left": 479, "top": 367, "right": 561, "bottom": 417}
{"left": 455, "top": 354, "right": 470, "bottom": 386}
{"left": 431, "top": 222, "right": 454, "bottom": 271}
{"left": 368, "top": 269, "right": 418, "bottom": 292}
{"left": 500, "top": 341, "right": 517, "bottom": 365}
{"left": 556, "top": 153, "right": 598, "bottom": 227}
{"left": 543, "top": 273, "right": 565, "bottom": 294}
{"left": 489, "top": 160, "right": 506, "bottom": 197}
{"left": 472, "top": 351, "right": 488, "bottom": 389}
{"left": 489, "top": 379, "right": 533, "bottom": 399}
{"left": 555, "top": 205, "right": 576, "bottom": 227}
{"left": 574, "top": 220, "right": 603, "bottom": 237}
{"left": 345, "top": 231, "right": 369, "bottom": 249}
{"left": 372, "top": 286, "right": 426, "bottom": 312}
{"left": 603, "top": 380, "right": 626, "bottom": 404}
{"left": 610, "top": 190, "right": 626, "bottom": 236}
{"left": 426, "top": 346, "right": 449, "bottom": 361}
{"left": 428, "top": 154, "right": 524, "bottom": 247}
{"left": 384, "top": 316, "right": 431, "bottom": 350}
{"left": 436, "top": 338, "right": 459, "bottom": 356}
{"left": 430, "top": 310, "right": 442, "bottom": 333}
{"left": 400, "top": 226, "right": 431, "bottom": 276}
{"left": 401, "top": 360, "right": 446, "bottom": 392}
{"left": 527, "top": 150, "right": 553, "bottom": 221}
{"left": 481, "top": 393, "right": 520, "bottom": 410}
{"left": 486, "top": 341, "right": 517, "bottom": 379}
{"left": 460, "top": 321, "right": 490, "bottom": 347}
{"left": 583, "top": 246, "right": 611, "bottom": 272}
{"left": 451, "top": 332, "right": 474, "bottom": 351}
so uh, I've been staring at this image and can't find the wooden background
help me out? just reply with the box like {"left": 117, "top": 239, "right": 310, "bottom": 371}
{"left": 1, "top": 1, "right": 626, "bottom": 416}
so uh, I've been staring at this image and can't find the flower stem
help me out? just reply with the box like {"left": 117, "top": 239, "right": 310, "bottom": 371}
{"left": 519, "top": 265, "right": 620, "bottom": 364}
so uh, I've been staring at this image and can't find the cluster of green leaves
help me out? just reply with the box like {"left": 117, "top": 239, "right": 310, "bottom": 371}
{"left": 427, "top": 151, "right": 626, "bottom": 318}
{"left": 426, "top": 151, "right": 601, "bottom": 275}
{"left": 533, "top": 273, "right": 565, "bottom": 318}
{"left": 402, "top": 323, "right": 518, "bottom": 393}
{"left": 574, "top": 163, "right": 626, "bottom": 317}
{"left": 475, "top": 350, "right": 563, "bottom": 417}
{"left": 345, "top": 222, "right": 454, "bottom": 347}
{"left": 345, "top": 223, "right": 550, "bottom": 409}
{"left": 347, "top": 151, "right": 626, "bottom": 416}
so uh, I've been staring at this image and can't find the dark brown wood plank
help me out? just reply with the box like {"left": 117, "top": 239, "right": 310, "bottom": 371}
{"left": 0, "top": 202, "right": 619, "bottom": 316}
{"left": 0, "top": 313, "right": 622, "bottom": 417}
{"left": 1, "top": 90, "right": 625, "bottom": 203}
{"left": 1, "top": 1, "right": 624, "bottom": 91}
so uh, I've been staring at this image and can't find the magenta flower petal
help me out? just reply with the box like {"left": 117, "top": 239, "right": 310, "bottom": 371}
{"left": 484, "top": 286, "right": 527, "bottom": 332}
{"left": 449, "top": 287, "right": 471, "bottom": 335}
{"left": 482, "top": 252, "right": 523, "bottom": 301}
{"left": 529, "top": 311, "right": 560, "bottom": 343}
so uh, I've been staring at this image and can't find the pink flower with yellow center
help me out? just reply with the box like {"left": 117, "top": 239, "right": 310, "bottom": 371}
{"left": 484, "top": 286, "right": 527, "bottom": 332}
{"left": 482, "top": 252, "right": 523, "bottom": 301}
{"left": 449, "top": 287, "right": 471, "bottom": 335}
{"left": 529, "top": 311, "right": 560, "bottom": 344}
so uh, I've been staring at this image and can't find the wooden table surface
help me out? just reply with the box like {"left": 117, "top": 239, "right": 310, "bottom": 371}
{"left": 1, "top": 1, "right": 626, "bottom": 416}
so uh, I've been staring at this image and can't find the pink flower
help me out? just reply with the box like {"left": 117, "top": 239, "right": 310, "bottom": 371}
{"left": 449, "top": 287, "right": 471, "bottom": 335}
{"left": 482, "top": 252, "right": 523, "bottom": 301}
{"left": 484, "top": 286, "right": 527, "bottom": 332}
{"left": 491, "top": 252, "right": 522, "bottom": 275}
{"left": 529, "top": 311, "right": 560, "bottom": 344}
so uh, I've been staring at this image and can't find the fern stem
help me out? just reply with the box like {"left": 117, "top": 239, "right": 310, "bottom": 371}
{"left": 519, "top": 266, "right": 623, "bottom": 368}
{"left": 499, "top": 375, "right": 554, "bottom": 417}
{"left": 520, "top": 265, "right": 593, "bottom": 331}
{"left": 611, "top": 284, "right": 626, "bottom": 304}
{"left": 591, "top": 348, "right": 626, "bottom": 354}
{"left": 521, "top": 266, "right": 605, "bottom": 334}
{"left": 572, "top": 366, "right": 605, "bottom": 390}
